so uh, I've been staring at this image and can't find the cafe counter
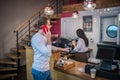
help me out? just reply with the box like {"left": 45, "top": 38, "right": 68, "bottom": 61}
{"left": 53, "top": 51, "right": 107, "bottom": 80}
{"left": 25, "top": 48, "right": 107, "bottom": 80}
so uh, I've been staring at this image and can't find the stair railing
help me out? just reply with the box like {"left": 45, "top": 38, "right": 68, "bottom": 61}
{"left": 13, "top": 0, "right": 65, "bottom": 67}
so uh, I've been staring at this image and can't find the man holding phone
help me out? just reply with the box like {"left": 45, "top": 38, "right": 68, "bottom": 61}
{"left": 31, "top": 17, "right": 69, "bottom": 80}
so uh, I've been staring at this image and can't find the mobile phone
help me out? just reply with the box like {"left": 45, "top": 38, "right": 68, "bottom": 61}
{"left": 42, "top": 25, "right": 48, "bottom": 34}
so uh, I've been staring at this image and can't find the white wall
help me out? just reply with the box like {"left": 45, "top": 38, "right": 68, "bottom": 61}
{"left": 0, "top": 0, "right": 49, "bottom": 58}
{"left": 61, "top": 7, "right": 120, "bottom": 58}
{"left": 117, "top": 13, "right": 120, "bottom": 45}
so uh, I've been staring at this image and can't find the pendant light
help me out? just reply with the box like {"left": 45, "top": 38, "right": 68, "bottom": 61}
{"left": 83, "top": 0, "right": 96, "bottom": 11}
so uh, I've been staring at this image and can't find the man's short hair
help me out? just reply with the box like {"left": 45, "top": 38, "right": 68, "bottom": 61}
{"left": 37, "top": 17, "right": 49, "bottom": 30}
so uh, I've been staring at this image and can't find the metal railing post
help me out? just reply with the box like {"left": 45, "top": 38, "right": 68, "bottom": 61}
{"left": 63, "top": 0, "right": 65, "bottom": 5}
{"left": 39, "top": 12, "right": 41, "bottom": 19}
{"left": 56, "top": 0, "right": 59, "bottom": 16}
{"left": 16, "top": 31, "right": 20, "bottom": 70}
{"left": 28, "top": 20, "right": 31, "bottom": 40}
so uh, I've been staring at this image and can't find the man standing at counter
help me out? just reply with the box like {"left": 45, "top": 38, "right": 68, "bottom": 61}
{"left": 31, "top": 17, "right": 69, "bottom": 80}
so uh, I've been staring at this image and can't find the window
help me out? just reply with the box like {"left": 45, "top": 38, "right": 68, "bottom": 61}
{"left": 106, "top": 25, "right": 117, "bottom": 38}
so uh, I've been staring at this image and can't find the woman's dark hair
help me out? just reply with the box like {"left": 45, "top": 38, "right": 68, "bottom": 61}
{"left": 76, "top": 29, "right": 89, "bottom": 46}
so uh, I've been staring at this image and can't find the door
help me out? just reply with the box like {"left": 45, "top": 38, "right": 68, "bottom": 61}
{"left": 100, "top": 16, "right": 118, "bottom": 44}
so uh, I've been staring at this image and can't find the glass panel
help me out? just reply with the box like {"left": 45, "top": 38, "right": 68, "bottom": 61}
{"left": 106, "top": 25, "right": 117, "bottom": 38}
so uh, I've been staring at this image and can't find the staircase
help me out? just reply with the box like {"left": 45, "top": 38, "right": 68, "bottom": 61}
{"left": 0, "top": 58, "right": 17, "bottom": 80}
{"left": 0, "top": 0, "right": 64, "bottom": 80}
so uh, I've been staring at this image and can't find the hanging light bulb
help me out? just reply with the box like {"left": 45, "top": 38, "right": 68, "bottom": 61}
{"left": 72, "top": 11, "right": 79, "bottom": 18}
{"left": 44, "top": 4, "right": 54, "bottom": 16}
{"left": 83, "top": 0, "right": 96, "bottom": 11}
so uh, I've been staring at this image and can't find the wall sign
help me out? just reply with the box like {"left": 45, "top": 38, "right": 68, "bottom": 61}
{"left": 83, "top": 15, "right": 92, "bottom": 32}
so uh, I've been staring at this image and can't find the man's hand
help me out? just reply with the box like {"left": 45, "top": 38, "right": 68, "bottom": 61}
{"left": 44, "top": 31, "right": 51, "bottom": 44}
{"left": 62, "top": 48, "right": 69, "bottom": 53}
{"left": 58, "top": 48, "right": 69, "bottom": 53}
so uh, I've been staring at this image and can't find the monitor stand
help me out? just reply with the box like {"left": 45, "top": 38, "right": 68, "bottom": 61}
{"left": 85, "top": 61, "right": 120, "bottom": 79}
{"left": 100, "top": 60, "right": 117, "bottom": 71}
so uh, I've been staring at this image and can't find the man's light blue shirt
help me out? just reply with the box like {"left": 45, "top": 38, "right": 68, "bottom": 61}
{"left": 31, "top": 32, "right": 52, "bottom": 72}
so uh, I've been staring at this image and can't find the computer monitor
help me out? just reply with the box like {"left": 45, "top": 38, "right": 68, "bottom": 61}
{"left": 114, "top": 46, "right": 120, "bottom": 60}
{"left": 97, "top": 43, "right": 120, "bottom": 60}
{"left": 96, "top": 47, "right": 116, "bottom": 61}
{"left": 96, "top": 46, "right": 116, "bottom": 71}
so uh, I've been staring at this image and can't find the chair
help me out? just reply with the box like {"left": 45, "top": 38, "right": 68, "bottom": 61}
{"left": 69, "top": 48, "right": 92, "bottom": 63}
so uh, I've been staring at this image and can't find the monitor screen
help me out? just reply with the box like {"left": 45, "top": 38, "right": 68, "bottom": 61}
{"left": 97, "top": 43, "right": 120, "bottom": 60}
{"left": 96, "top": 47, "right": 116, "bottom": 61}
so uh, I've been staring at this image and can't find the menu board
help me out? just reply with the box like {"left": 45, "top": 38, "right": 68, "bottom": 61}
{"left": 83, "top": 15, "right": 92, "bottom": 32}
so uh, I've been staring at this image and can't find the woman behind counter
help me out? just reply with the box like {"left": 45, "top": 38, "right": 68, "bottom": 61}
{"left": 72, "top": 28, "right": 89, "bottom": 52}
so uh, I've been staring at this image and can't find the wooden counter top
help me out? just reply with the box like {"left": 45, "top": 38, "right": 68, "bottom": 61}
{"left": 54, "top": 61, "right": 108, "bottom": 80}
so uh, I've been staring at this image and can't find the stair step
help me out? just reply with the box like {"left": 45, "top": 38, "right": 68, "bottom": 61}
{"left": 11, "top": 48, "right": 25, "bottom": 53}
{"left": 26, "top": 34, "right": 34, "bottom": 37}
{"left": 0, "top": 73, "right": 17, "bottom": 79}
{"left": 0, "top": 67, "right": 17, "bottom": 71}
{"left": 21, "top": 38, "right": 31, "bottom": 42}
{"left": 0, "top": 58, "right": 17, "bottom": 65}
{"left": 18, "top": 43, "right": 27, "bottom": 47}
{"left": 31, "top": 29, "right": 38, "bottom": 33}
{"left": 5, "top": 53, "right": 22, "bottom": 59}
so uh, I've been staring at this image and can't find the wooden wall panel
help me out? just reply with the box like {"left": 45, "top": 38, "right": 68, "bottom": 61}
{"left": 62, "top": 4, "right": 84, "bottom": 12}
{"left": 96, "top": 0, "right": 120, "bottom": 9}
{"left": 62, "top": 0, "right": 120, "bottom": 12}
